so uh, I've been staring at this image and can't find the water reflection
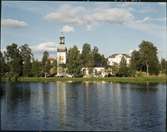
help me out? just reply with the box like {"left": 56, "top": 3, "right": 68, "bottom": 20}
{"left": 56, "top": 81, "right": 67, "bottom": 128}
{"left": 0, "top": 82, "right": 166, "bottom": 131}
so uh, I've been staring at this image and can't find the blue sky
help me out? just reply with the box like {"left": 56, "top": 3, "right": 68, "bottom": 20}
{"left": 1, "top": 1, "right": 167, "bottom": 60}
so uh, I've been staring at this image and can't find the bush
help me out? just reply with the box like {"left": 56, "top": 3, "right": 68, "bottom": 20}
{"left": 135, "top": 71, "right": 147, "bottom": 77}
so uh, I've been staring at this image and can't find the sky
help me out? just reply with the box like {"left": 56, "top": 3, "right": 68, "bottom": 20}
{"left": 1, "top": 1, "right": 167, "bottom": 60}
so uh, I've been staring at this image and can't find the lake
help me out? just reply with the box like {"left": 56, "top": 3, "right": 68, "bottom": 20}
{"left": 0, "top": 82, "right": 166, "bottom": 131}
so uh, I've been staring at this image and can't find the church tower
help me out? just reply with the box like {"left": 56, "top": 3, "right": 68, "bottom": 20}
{"left": 57, "top": 32, "right": 67, "bottom": 76}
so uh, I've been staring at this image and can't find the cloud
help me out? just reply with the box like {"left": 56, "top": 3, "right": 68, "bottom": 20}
{"left": 44, "top": 4, "right": 166, "bottom": 37}
{"left": 158, "top": 2, "right": 166, "bottom": 6}
{"left": 62, "top": 25, "right": 74, "bottom": 33}
{"left": 93, "top": 8, "right": 134, "bottom": 24}
{"left": 126, "top": 16, "right": 166, "bottom": 37}
{"left": 44, "top": 5, "right": 134, "bottom": 27}
{"left": 31, "top": 42, "right": 57, "bottom": 52}
{"left": 44, "top": 4, "right": 85, "bottom": 25}
{"left": 1, "top": 18, "right": 28, "bottom": 28}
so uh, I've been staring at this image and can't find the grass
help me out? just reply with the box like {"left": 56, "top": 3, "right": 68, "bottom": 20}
{"left": 1, "top": 76, "right": 167, "bottom": 84}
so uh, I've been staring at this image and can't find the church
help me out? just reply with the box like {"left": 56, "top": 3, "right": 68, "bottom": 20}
{"left": 56, "top": 33, "right": 108, "bottom": 77}
{"left": 56, "top": 32, "right": 67, "bottom": 77}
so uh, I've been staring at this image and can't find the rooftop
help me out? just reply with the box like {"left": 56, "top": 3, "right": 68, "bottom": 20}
{"left": 108, "top": 53, "right": 131, "bottom": 58}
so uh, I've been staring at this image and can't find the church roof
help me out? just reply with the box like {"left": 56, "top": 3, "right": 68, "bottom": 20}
{"left": 57, "top": 44, "right": 66, "bottom": 50}
{"left": 57, "top": 44, "right": 67, "bottom": 52}
{"left": 108, "top": 53, "right": 130, "bottom": 58}
{"left": 48, "top": 57, "right": 56, "bottom": 61}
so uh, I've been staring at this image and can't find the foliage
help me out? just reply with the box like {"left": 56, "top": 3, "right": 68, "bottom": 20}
{"left": 160, "top": 58, "right": 167, "bottom": 74}
{"left": 138, "top": 41, "right": 160, "bottom": 75}
{"left": 31, "top": 59, "right": 41, "bottom": 77}
{"left": 117, "top": 56, "right": 128, "bottom": 77}
{"left": 130, "top": 50, "right": 141, "bottom": 71}
{"left": 50, "top": 66, "right": 57, "bottom": 75}
{"left": 4, "top": 43, "right": 23, "bottom": 76}
{"left": 80, "top": 43, "right": 94, "bottom": 68}
{"left": 0, "top": 51, "right": 9, "bottom": 78}
{"left": 20, "top": 44, "right": 33, "bottom": 76}
{"left": 130, "top": 40, "right": 160, "bottom": 75}
{"left": 42, "top": 51, "right": 51, "bottom": 75}
{"left": 92, "top": 46, "right": 107, "bottom": 67}
{"left": 1, "top": 76, "right": 166, "bottom": 84}
{"left": 0, "top": 40, "right": 164, "bottom": 80}
{"left": 66, "top": 45, "right": 82, "bottom": 76}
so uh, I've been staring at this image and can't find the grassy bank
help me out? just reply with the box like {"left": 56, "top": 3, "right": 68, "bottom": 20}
{"left": 1, "top": 76, "right": 167, "bottom": 84}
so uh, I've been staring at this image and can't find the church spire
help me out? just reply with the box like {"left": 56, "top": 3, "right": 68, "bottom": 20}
{"left": 59, "top": 32, "right": 65, "bottom": 45}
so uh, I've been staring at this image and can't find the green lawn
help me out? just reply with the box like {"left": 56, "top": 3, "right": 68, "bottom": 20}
{"left": 1, "top": 76, "right": 167, "bottom": 84}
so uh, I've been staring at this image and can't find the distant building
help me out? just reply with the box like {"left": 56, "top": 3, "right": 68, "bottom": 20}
{"left": 93, "top": 67, "right": 106, "bottom": 77}
{"left": 57, "top": 32, "right": 67, "bottom": 76}
{"left": 48, "top": 57, "right": 56, "bottom": 64}
{"left": 81, "top": 67, "right": 107, "bottom": 77}
{"left": 108, "top": 53, "right": 131, "bottom": 66}
{"left": 78, "top": 48, "right": 82, "bottom": 54}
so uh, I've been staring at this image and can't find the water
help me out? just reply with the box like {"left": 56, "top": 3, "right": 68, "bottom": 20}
{"left": 0, "top": 81, "right": 166, "bottom": 131}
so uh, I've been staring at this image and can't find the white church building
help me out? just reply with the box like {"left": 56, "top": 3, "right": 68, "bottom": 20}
{"left": 56, "top": 33, "right": 67, "bottom": 76}
{"left": 55, "top": 33, "right": 132, "bottom": 77}
{"left": 107, "top": 53, "right": 131, "bottom": 66}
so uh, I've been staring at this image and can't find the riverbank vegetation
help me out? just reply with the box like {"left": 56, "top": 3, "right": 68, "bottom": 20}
{"left": 1, "top": 76, "right": 166, "bottom": 84}
{"left": 0, "top": 40, "right": 167, "bottom": 82}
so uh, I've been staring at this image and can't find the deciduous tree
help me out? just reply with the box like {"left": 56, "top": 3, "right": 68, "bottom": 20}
{"left": 139, "top": 41, "right": 159, "bottom": 75}
{"left": 66, "top": 46, "right": 81, "bottom": 76}
{"left": 20, "top": 44, "right": 32, "bottom": 76}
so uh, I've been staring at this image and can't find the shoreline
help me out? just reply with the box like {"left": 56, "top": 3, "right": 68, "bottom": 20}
{"left": 1, "top": 76, "right": 167, "bottom": 84}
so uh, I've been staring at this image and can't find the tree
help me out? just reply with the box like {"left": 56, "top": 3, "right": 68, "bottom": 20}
{"left": 81, "top": 43, "right": 94, "bottom": 68}
{"left": 92, "top": 46, "right": 107, "bottom": 67}
{"left": 66, "top": 46, "right": 82, "bottom": 76}
{"left": 107, "top": 64, "right": 119, "bottom": 76}
{"left": 5, "top": 43, "right": 23, "bottom": 79}
{"left": 117, "top": 56, "right": 129, "bottom": 77}
{"left": 49, "top": 59, "right": 57, "bottom": 76}
{"left": 160, "top": 58, "right": 167, "bottom": 74}
{"left": 0, "top": 51, "right": 9, "bottom": 78}
{"left": 100, "top": 55, "right": 107, "bottom": 67}
{"left": 130, "top": 50, "right": 141, "bottom": 71}
{"left": 139, "top": 41, "right": 159, "bottom": 75}
{"left": 31, "top": 59, "right": 41, "bottom": 77}
{"left": 20, "top": 44, "right": 32, "bottom": 76}
{"left": 42, "top": 51, "right": 50, "bottom": 77}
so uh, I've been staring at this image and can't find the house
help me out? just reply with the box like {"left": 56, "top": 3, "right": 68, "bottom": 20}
{"left": 93, "top": 67, "right": 106, "bottom": 77}
{"left": 108, "top": 53, "right": 131, "bottom": 66}
{"left": 81, "top": 67, "right": 107, "bottom": 77}
{"left": 48, "top": 57, "right": 56, "bottom": 64}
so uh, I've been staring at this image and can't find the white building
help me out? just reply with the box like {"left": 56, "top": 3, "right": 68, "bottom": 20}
{"left": 81, "top": 67, "right": 106, "bottom": 77}
{"left": 57, "top": 33, "right": 67, "bottom": 76}
{"left": 57, "top": 33, "right": 67, "bottom": 65}
{"left": 93, "top": 67, "right": 106, "bottom": 77}
{"left": 108, "top": 53, "right": 131, "bottom": 66}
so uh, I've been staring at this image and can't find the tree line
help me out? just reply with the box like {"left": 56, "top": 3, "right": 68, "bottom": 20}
{"left": 0, "top": 41, "right": 167, "bottom": 80}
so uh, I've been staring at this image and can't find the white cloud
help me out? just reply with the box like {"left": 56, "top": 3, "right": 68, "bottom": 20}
{"left": 44, "top": 4, "right": 166, "bottom": 37}
{"left": 1, "top": 18, "right": 28, "bottom": 28}
{"left": 44, "top": 5, "right": 134, "bottom": 27}
{"left": 31, "top": 42, "right": 57, "bottom": 52}
{"left": 62, "top": 25, "right": 74, "bottom": 33}
{"left": 127, "top": 17, "right": 166, "bottom": 37}
{"left": 158, "top": 2, "right": 166, "bottom": 6}
{"left": 92, "top": 8, "right": 134, "bottom": 24}
{"left": 44, "top": 4, "right": 85, "bottom": 25}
